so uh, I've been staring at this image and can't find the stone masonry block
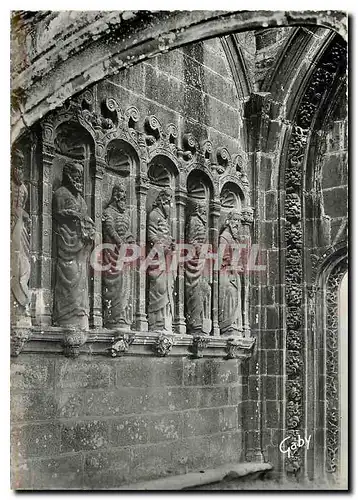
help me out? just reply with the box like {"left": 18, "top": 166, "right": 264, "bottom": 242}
{"left": 83, "top": 448, "right": 131, "bottom": 489}
{"left": 11, "top": 391, "right": 57, "bottom": 422}
{"left": 116, "top": 357, "right": 183, "bottom": 388}
{"left": 182, "top": 408, "right": 219, "bottom": 437}
{"left": 11, "top": 356, "right": 55, "bottom": 392}
{"left": 56, "top": 359, "right": 114, "bottom": 390}
{"left": 30, "top": 453, "right": 84, "bottom": 489}
{"left": 11, "top": 422, "right": 60, "bottom": 460}
{"left": 219, "top": 406, "right": 238, "bottom": 432}
{"left": 130, "top": 442, "right": 174, "bottom": 482}
{"left": 60, "top": 420, "right": 109, "bottom": 453}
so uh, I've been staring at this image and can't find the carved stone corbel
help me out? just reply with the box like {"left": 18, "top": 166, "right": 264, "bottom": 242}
{"left": 62, "top": 329, "right": 88, "bottom": 358}
{"left": 225, "top": 338, "right": 241, "bottom": 359}
{"left": 10, "top": 327, "right": 31, "bottom": 357}
{"left": 153, "top": 334, "right": 174, "bottom": 357}
{"left": 108, "top": 333, "right": 135, "bottom": 358}
{"left": 191, "top": 335, "right": 210, "bottom": 358}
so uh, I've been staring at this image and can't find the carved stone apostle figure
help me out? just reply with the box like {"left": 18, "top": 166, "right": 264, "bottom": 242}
{"left": 147, "top": 188, "right": 175, "bottom": 332}
{"left": 102, "top": 183, "right": 134, "bottom": 329}
{"left": 240, "top": 207, "right": 253, "bottom": 336}
{"left": 11, "top": 149, "right": 31, "bottom": 327}
{"left": 218, "top": 211, "right": 243, "bottom": 336}
{"left": 53, "top": 161, "right": 95, "bottom": 330}
{"left": 185, "top": 202, "right": 211, "bottom": 334}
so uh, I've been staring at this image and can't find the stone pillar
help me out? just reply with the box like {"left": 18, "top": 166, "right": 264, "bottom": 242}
{"left": 134, "top": 177, "right": 149, "bottom": 331}
{"left": 90, "top": 158, "right": 105, "bottom": 328}
{"left": 210, "top": 200, "right": 220, "bottom": 336}
{"left": 173, "top": 189, "right": 187, "bottom": 335}
{"left": 38, "top": 126, "right": 54, "bottom": 326}
{"left": 241, "top": 208, "right": 254, "bottom": 337}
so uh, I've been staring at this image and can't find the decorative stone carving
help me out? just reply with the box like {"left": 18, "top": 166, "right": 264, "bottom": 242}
{"left": 191, "top": 335, "right": 210, "bottom": 358}
{"left": 62, "top": 328, "right": 88, "bottom": 358}
{"left": 11, "top": 148, "right": 31, "bottom": 328}
{"left": 10, "top": 327, "right": 31, "bottom": 357}
{"left": 219, "top": 211, "right": 243, "bottom": 336}
{"left": 153, "top": 333, "right": 174, "bottom": 356}
{"left": 147, "top": 188, "right": 176, "bottom": 332}
{"left": 102, "top": 183, "right": 134, "bottom": 329}
{"left": 108, "top": 333, "right": 135, "bottom": 357}
{"left": 225, "top": 337, "right": 241, "bottom": 359}
{"left": 325, "top": 258, "right": 347, "bottom": 474}
{"left": 53, "top": 161, "right": 95, "bottom": 330}
{"left": 185, "top": 202, "right": 211, "bottom": 335}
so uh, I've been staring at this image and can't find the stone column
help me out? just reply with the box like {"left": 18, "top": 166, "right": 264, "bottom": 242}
{"left": 90, "top": 158, "right": 105, "bottom": 328}
{"left": 173, "top": 188, "right": 187, "bottom": 335}
{"left": 210, "top": 200, "right": 220, "bottom": 336}
{"left": 37, "top": 125, "right": 54, "bottom": 326}
{"left": 241, "top": 208, "right": 254, "bottom": 337}
{"left": 134, "top": 177, "right": 149, "bottom": 331}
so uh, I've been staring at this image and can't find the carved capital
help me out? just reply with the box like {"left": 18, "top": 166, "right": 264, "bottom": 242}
{"left": 10, "top": 327, "right": 31, "bottom": 357}
{"left": 225, "top": 337, "right": 241, "bottom": 359}
{"left": 62, "top": 329, "right": 88, "bottom": 358}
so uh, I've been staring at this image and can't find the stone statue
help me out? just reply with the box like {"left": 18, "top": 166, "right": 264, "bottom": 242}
{"left": 11, "top": 149, "right": 31, "bottom": 327}
{"left": 218, "top": 211, "right": 243, "bottom": 336}
{"left": 53, "top": 161, "right": 95, "bottom": 330}
{"left": 147, "top": 188, "right": 175, "bottom": 332}
{"left": 102, "top": 183, "right": 134, "bottom": 329}
{"left": 185, "top": 202, "right": 211, "bottom": 334}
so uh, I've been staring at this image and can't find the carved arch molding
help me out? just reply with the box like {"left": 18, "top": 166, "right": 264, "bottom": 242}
{"left": 284, "top": 37, "right": 347, "bottom": 475}
{"left": 11, "top": 10, "right": 347, "bottom": 143}
{"left": 11, "top": 89, "right": 256, "bottom": 360}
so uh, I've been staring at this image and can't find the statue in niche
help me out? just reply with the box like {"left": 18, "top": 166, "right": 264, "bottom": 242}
{"left": 53, "top": 161, "right": 95, "bottom": 330}
{"left": 11, "top": 149, "right": 31, "bottom": 327}
{"left": 240, "top": 207, "right": 253, "bottom": 336}
{"left": 185, "top": 202, "right": 211, "bottom": 335}
{"left": 102, "top": 183, "right": 135, "bottom": 329}
{"left": 218, "top": 211, "right": 243, "bottom": 336}
{"left": 147, "top": 188, "right": 176, "bottom": 332}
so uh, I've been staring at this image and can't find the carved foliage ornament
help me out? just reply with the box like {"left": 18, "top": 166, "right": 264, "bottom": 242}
{"left": 325, "top": 259, "right": 347, "bottom": 474}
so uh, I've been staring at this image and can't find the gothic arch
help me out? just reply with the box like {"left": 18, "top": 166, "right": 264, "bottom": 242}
{"left": 11, "top": 10, "right": 347, "bottom": 144}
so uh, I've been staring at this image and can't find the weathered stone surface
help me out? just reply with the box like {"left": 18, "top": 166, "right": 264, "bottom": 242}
{"left": 116, "top": 357, "right": 183, "bottom": 387}
{"left": 56, "top": 359, "right": 114, "bottom": 390}
{"left": 60, "top": 420, "right": 109, "bottom": 453}
{"left": 31, "top": 454, "right": 84, "bottom": 489}
{"left": 11, "top": 356, "right": 55, "bottom": 391}
{"left": 12, "top": 422, "right": 61, "bottom": 460}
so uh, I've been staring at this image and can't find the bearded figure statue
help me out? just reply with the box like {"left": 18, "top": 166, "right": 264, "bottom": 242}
{"left": 147, "top": 188, "right": 175, "bottom": 332}
{"left": 11, "top": 149, "right": 31, "bottom": 327}
{"left": 185, "top": 202, "right": 211, "bottom": 335}
{"left": 102, "top": 183, "right": 134, "bottom": 329}
{"left": 53, "top": 161, "right": 95, "bottom": 330}
{"left": 218, "top": 211, "right": 243, "bottom": 336}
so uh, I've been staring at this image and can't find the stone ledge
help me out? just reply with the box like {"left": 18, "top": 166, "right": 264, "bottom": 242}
{"left": 117, "top": 462, "right": 272, "bottom": 490}
{"left": 12, "top": 327, "right": 255, "bottom": 360}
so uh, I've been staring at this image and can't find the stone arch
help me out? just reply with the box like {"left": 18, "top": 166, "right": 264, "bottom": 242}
{"left": 11, "top": 10, "right": 347, "bottom": 144}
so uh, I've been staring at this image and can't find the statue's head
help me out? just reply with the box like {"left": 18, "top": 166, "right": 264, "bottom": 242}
{"left": 240, "top": 207, "right": 254, "bottom": 225}
{"left": 12, "top": 149, "right": 25, "bottom": 185}
{"left": 154, "top": 188, "right": 173, "bottom": 218}
{"left": 111, "top": 183, "right": 126, "bottom": 212}
{"left": 225, "top": 211, "right": 241, "bottom": 239}
{"left": 63, "top": 161, "right": 83, "bottom": 194}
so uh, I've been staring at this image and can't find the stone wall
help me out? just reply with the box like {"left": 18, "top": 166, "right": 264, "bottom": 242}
{"left": 11, "top": 354, "right": 245, "bottom": 489}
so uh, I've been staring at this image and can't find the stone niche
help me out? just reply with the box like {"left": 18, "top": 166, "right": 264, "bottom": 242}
{"left": 10, "top": 90, "right": 256, "bottom": 361}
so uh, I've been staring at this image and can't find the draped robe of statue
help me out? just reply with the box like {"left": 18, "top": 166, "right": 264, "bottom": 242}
{"left": 53, "top": 186, "right": 95, "bottom": 330}
{"left": 218, "top": 225, "right": 242, "bottom": 336}
{"left": 185, "top": 210, "right": 211, "bottom": 334}
{"left": 102, "top": 205, "right": 132, "bottom": 328}
{"left": 147, "top": 204, "right": 175, "bottom": 332}
{"left": 11, "top": 179, "right": 31, "bottom": 326}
